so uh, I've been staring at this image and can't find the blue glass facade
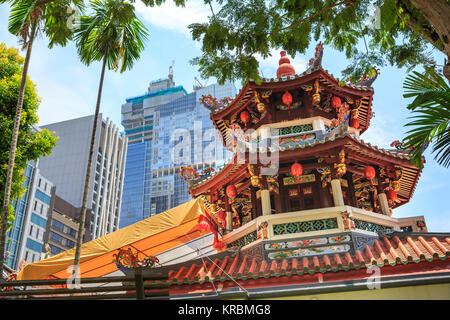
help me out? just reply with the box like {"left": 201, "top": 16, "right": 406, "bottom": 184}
{"left": 119, "top": 81, "right": 236, "bottom": 228}
{"left": 119, "top": 142, "right": 146, "bottom": 228}
{"left": 5, "top": 164, "right": 34, "bottom": 269}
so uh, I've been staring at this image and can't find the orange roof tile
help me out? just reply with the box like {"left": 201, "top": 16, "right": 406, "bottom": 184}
{"left": 158, "top": 234, "right": 450, "bottom": 287}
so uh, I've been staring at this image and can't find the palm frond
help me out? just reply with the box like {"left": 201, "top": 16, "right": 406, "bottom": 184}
{"left": 402, "top": 67, "right": 450, "bottom": 168}
{"left": 403, "top": 66, "right": 450, "bottom": 110}
{"left": 8, "top": 0, "right": 40, "bottom": 46}
{"left": 74, "top": 0, "right": 148, "bottom": 72}
{"left": 6, "top": 0, "right": 84, "bottom": 48}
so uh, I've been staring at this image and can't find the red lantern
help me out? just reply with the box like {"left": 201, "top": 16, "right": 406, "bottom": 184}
{"left": 387, "top": 189, "right": 398, "bottom": 203}
{"left": 331, "top": 96, "right": 341, "bottom": 109}
{"left": 213, "top": 233, "right": 225, "bottom": 250}
{"left": 282, "top": 91, "right": 293, "bottom": 106}
{"left": 213, "top": 240, "right": 225, "bottom": 250}
{"left": 217, "top": 210, "right": 226, "bottom": 229}
{"left": 364, "top": 166, "right": 376, "bottom": 184}
{"left": 240, "top": 110, "right": 250, "bottom": 125}
{"left": 291, "top": 162, "right": 303, "bottom": 183}
{"left": 226, "top": 185, "right": 237, "bottom": 203}
{"left": 198, "top": 215, "right": 211, "bottom": 233}
{"left": 350, "top": 117, "right": 360, "bottom": 129}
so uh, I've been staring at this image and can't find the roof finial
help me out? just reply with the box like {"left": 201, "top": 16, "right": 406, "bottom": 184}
{"left": 305, "top": 42, "right": 324, "bottom": 73}
{"left": 276, "top": 51, "right": 295, "bottom": 78}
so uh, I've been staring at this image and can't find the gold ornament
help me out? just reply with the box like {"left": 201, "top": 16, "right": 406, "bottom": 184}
{"left": 254, "top": 91, "right": 266, "bottom": 113}
{"left": 334, "top": 149, "right": 347, "bottom": 177}
{"left": 251, "top": 175, "right": 261, "bottom": 187}
{"left": 392, "top": 180, "right": 400, "bottom": 192}
{"left": 248, "top": 164, "right": 261, "bottom": 187}
{"left": 312, "top": 79, "right": 321, "bottom": 106}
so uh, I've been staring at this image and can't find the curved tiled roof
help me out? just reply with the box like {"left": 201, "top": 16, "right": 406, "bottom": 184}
{"left": 152, "top": 234, "right": 449, "bottom": 286}
{"left": 189, "top": 131, "right": 419, "bottom": 191}
{"left": 258, "top": 67, "right": 374, "bottom": 92}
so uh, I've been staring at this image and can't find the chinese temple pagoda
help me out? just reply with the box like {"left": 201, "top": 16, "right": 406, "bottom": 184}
{"left": 164, "top": 44, "right": 449, "bottom": 299}
{"left": 15, "top": 44, "right": 450, "bottom": 300}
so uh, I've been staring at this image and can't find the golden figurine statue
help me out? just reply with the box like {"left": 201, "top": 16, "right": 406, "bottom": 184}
{"left": 248, "top": 164, "right": 261, "bottom": 187}
{"left": 312, "top": 79, "right": 321, "bottom": 106}
{"left": 254, "top": 91, "right": 266, "bottom": 113}
{"left": 334, "top": 149, "right": 347, "bottom": 177}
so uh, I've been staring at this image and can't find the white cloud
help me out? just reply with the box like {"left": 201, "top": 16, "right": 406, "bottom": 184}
{"left": 134, "top": 2, "right": 308, "bottom": 80}
{"left": 135, "top": 1, "right": 212, "bottom": 37}
{"left": 256, "top": 49, "right": 307, "bottom": 79}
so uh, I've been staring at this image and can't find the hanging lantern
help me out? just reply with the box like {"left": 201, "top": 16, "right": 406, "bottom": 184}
{"left": 364, "top": 166, "right": 376, "bottom": 184}
{"left": 213, "top": 233, "right": 226, "bottom": 250}
{"left": 240, "top": 110, "right": 250, "bottom": 125}
{"left": 331, "top": 96, "right": 341, "bottom": 109}
{"left": 217, "top": 210, "right": 227, "bottom": 229}
{"left": 290, "top": 162, "right": 303, "bottom": 183}
{"left": 386, "top": 189, "right": 398, "bottom": 203}
{"left": 350, "top": 117, "right": 360, "bottom": 129}
{"left": 197, "top": 215, "right": 210, "bottom": 234}
{"left": 226, "top": 185, "right": 237, "bottom": 203}
{"left": 282, "top": 91, "right": 293, "bottom": 106}
{"left": 213, "top": 240, "right": 225, "bottom": 250}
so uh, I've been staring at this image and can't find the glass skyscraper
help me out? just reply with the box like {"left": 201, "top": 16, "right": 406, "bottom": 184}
{"left": 120, "top": 79, "right": 236, "bottom": 228}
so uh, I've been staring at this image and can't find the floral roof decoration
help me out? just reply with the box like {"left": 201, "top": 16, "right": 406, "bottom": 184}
{"left": 199, "top": 95, "right": 233, "bottom": 112}
{"left": 179, "top": 165, "right": 217, "bottom": 189}
{"left": 305, "top": 41, "right": 324, "bottom": 74}
{"left": 354, "top": 67, "right": 380, "bottom": 87}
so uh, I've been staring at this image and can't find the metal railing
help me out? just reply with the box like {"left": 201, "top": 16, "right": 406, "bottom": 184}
{"left": 0, "top": 268, "right": 169, "bottom": 300}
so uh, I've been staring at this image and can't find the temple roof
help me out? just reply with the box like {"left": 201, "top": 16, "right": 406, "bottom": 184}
{"left": 204, "top": 44, "right": 377, "bottom": 145}
{"left": 149, "top": 233, "right": 450, "bottom": 291}
{"left": 188, "top": 132, "right": 422, "bottom": 208}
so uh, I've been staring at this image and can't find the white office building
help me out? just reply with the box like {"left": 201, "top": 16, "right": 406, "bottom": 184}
{"left": 38, "top": 114, "right": 127, "bottom": 239}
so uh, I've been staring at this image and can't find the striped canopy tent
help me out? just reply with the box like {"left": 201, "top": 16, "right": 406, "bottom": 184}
{"left": 17, "top": 198, "right": 205, "bottom": 280}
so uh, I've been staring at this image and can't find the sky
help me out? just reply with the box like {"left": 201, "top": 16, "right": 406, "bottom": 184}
{"left": 1, "top": 1, "right": 449, "bottom": 232}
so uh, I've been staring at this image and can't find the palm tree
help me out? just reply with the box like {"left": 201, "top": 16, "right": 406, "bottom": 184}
{"left": 72, "top": 0, "right": 148, "bottom": 271}
{"left": 402, "top": 67, "right": 450, "bottom": 168}
{"left": 0, "top": 0, "right": 83, "bottom": 276}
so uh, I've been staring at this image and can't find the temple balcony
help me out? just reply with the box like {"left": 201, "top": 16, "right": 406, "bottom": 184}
{"left": 222, "top": 205, "right": 427, "bottom": 251}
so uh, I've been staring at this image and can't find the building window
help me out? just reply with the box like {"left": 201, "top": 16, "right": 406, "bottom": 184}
{"left": 65, "top": 239, "right": 75, "bottom": 248}
{"left": 52, "top": 219, "right": 65, "bottom": 233}
{"left": 50, "top": 232, "right": 64, "bottom": 245}
{"left": 66, "top": 227, "right": 77, "bottom": 238}
{"left": 49, "top": 244, "right": 63, "bottom": 255}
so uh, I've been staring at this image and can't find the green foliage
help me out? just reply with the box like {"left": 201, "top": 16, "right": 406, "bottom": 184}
{"left": 5, "top": 0, "right": 85, "bottom": 49}
{"left": 402, "top": 67, "right": 450, "bottom": 168}
{"left": 74, "top": 0, "right": 149, "bottom": 73}
{"left": 0, "top": 43, "right": 58, "bottom": 230}
{"left": 189, "top": 0, "right": 442, "bottom": 84}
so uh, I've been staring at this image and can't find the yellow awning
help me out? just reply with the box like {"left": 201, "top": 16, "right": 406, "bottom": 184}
{"left": 17, "top": 198, "right": 204, "bottom": 280}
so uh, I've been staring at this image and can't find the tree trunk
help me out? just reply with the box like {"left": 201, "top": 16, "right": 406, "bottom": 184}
{"left": 0, "top": 23, "right": 37, "bottom": 277}
{"left": 73, "top": 55, "right": 107, "bottom": 273}
{"left": 409, "top": 0, "right": 450, "bottom": 81}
